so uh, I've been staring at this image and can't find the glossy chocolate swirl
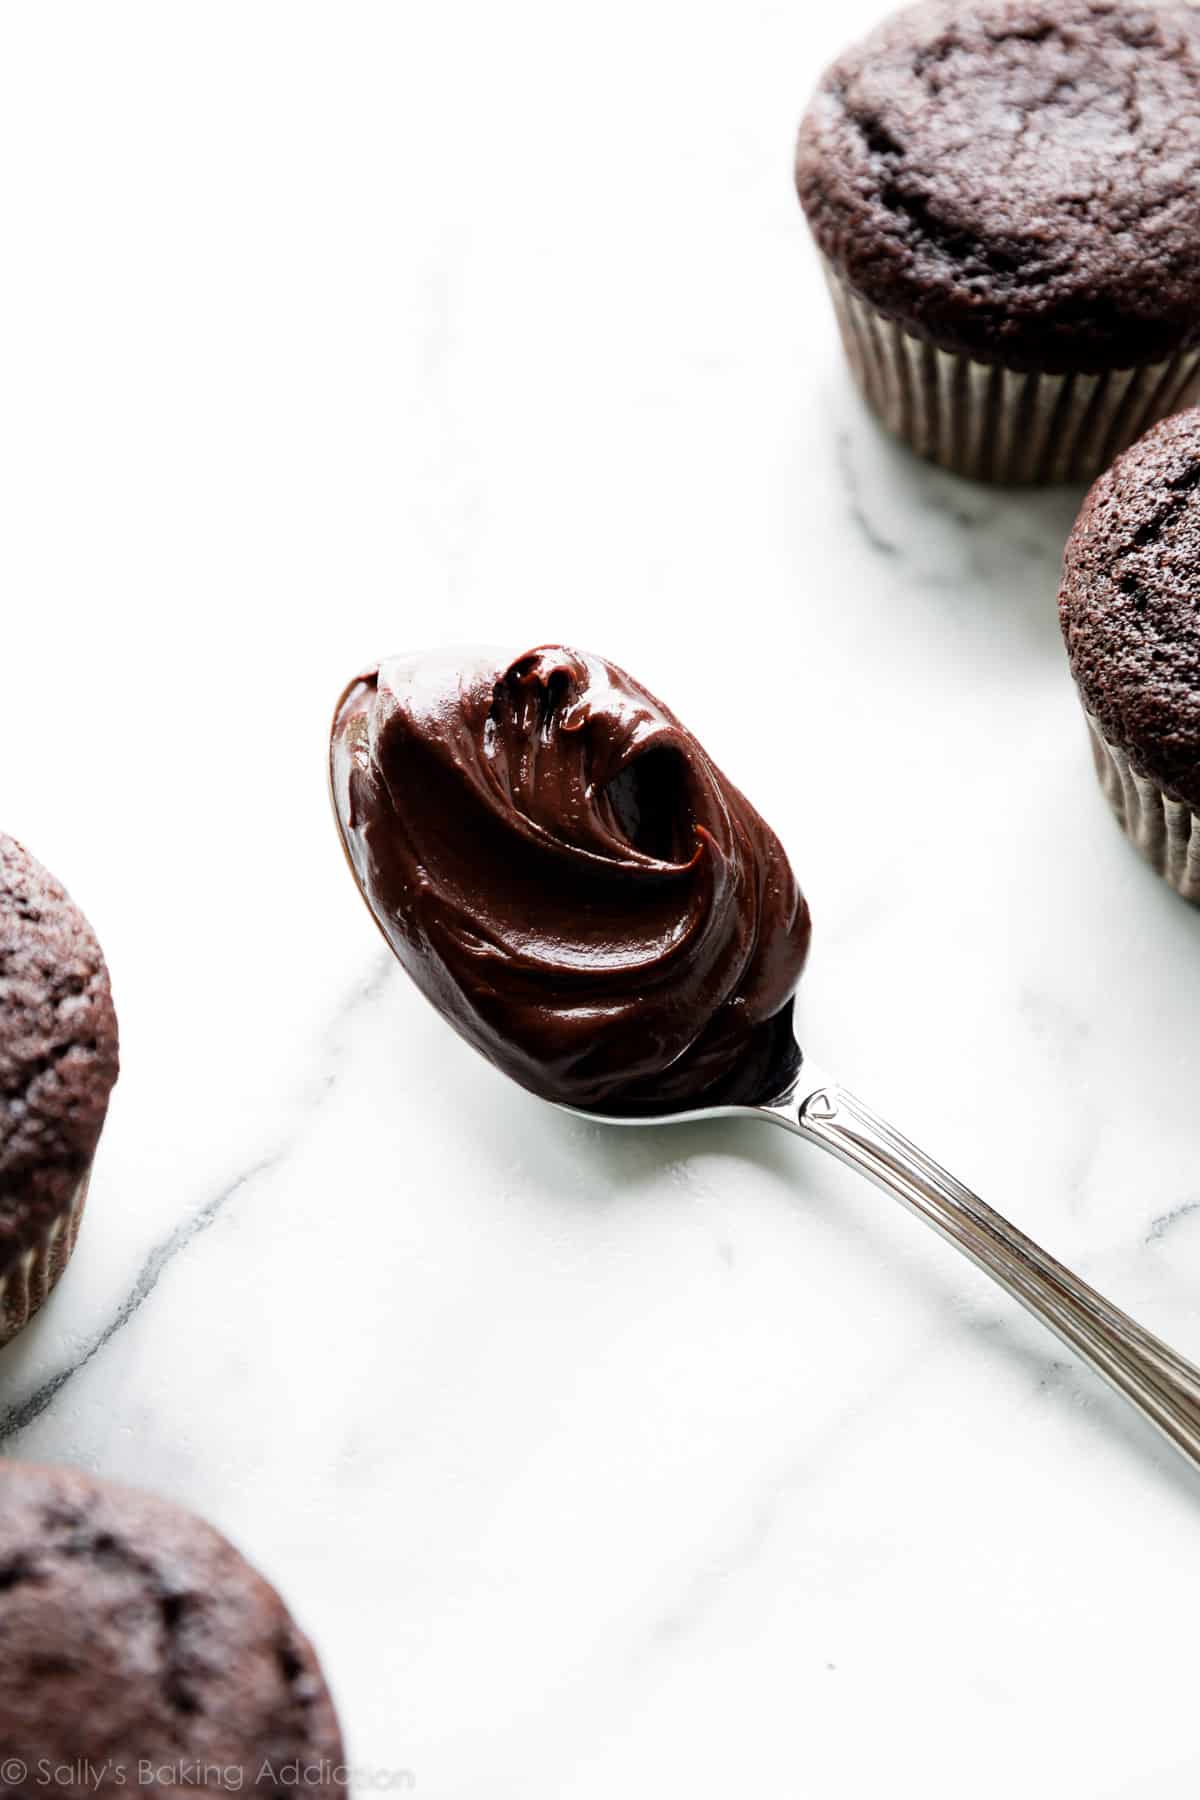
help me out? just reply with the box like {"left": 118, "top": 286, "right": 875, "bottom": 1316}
{"left": 330, "top": 646, "right": 812, "bottom": 1113}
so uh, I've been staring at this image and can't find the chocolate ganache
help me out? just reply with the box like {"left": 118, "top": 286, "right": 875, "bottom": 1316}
{"left": 330, "top": 646, "right": 812, "bottom": 1113}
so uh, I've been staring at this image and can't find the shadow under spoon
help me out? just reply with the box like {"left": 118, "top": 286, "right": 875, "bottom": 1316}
{"left": 563, "top": 1057, "right": 1200, "bottom": 1475}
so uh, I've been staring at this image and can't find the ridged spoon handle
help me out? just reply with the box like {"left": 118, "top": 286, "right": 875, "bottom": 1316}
{"left": 789, "top": 1082, "right": 1200, "bottom": 1472}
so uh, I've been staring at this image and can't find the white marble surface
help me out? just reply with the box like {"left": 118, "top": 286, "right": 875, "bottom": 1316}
{"left": 2, "top": 3, "right": 1200, "bottom": 1795}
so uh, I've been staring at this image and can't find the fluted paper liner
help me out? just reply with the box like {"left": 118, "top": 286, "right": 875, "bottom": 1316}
{"left": 823, "top": 262, "right": 1200, "bottom": 485}
{"left": 1087, "top": 716, "right": 1200, "bottom": 905}
{"left": 0, "top": 1174, "right": 90, "bottom": 1347}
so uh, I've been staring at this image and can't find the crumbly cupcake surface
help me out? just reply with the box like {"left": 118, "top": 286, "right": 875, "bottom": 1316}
{"left": 0, "top": 835, "right": 119, "bottom": 1267}
{"left": 0, "top": 1464, "right": 345, "bottom": 1789}
{"left": 796, "top": 0, "right": 1200, "bottom": 373}
{"left": 1060, "top": 407, "right": 1200, "bottom": 808}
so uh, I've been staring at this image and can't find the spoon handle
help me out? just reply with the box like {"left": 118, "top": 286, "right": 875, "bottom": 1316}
{"left": 793, "top": 1081, "right": 1200, "bottom": 1470}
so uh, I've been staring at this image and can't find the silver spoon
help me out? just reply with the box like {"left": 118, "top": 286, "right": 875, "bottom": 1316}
{"left": 327, "top": 681, "right": 1200, "bottom": 1476}
{"left": 561, "top": 1059, "right": 1200, "bottom": 1474}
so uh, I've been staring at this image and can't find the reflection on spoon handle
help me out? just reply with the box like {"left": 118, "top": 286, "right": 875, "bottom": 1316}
{"left": 792, "top": 1082, "right": 1200, "bottom": 1473}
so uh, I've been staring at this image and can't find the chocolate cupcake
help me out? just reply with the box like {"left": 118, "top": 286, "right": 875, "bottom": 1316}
{"left": 1060, "top": 407, "right": 1200, "bottom": 899}
{"left": 0, "top": 1462, "right": 345, "bottom": 1792}
{"left": 796, "top": 0, "right": 1200, "bottom": 484}
{"left": 1, "top": 836, "right": 119, "bottom": 1347}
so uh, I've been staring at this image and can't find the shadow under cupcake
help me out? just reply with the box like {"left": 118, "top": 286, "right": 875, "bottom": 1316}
{"left": 795, "top": 0, "right": 1200, "bottom": 485}
{"left": 0, "top": 834, "right": 119, "bottom": 1347}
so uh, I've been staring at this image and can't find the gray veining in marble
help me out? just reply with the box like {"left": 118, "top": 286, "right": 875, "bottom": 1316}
{"left": 2, "top": 2, "right": 1199, "bottom": 1796}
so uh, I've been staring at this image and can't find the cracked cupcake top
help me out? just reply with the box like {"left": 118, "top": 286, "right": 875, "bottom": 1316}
{"left": 0, "top": 836, "right": 119, "bottom": 1264}
{"left": 796, "top": 0, "right": 1200, "bottom": 373}
{"left": 1060, "top": 407, "right": 1200, "bottom": 808}
{"left": 0, "top": 1463, "right": 344, "bottom": 1788}
{"left": 330, "top": 646, "right": 812, "bottom": 1113}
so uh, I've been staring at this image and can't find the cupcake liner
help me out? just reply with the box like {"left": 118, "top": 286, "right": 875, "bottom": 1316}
{"left": 0, "top": 1173, "right": 90, "bottom": 1348}
{"left": 1086, "top": 715, "right": 1200, "bottom": 904}
{"left": 822, "top": 262, "right": 1200, "bottom": 485}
